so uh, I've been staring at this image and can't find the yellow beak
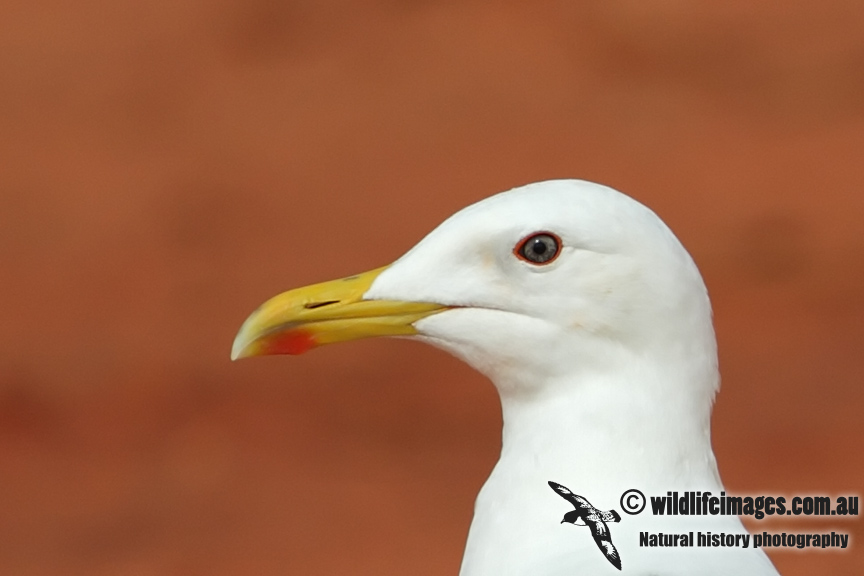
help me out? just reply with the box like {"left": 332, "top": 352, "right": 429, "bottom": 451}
{"left": 231, "top": 266, "right": 447, "bottom": 360}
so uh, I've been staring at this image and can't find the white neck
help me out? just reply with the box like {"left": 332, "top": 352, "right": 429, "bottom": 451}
{"left": 492, "top": 339, "right": 718, "bottom": 486}
{"left": 497, "top": 362, "right": 720, "bottom": 494}
{"left": 459, "top": 352, "right": 724, "bottom": 575}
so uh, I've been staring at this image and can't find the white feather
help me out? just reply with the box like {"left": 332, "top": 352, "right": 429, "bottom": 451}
{"left": 365, "top": 180, "right": 779, "bottom": 575}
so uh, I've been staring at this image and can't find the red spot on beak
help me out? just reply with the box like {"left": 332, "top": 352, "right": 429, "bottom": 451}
{"left": 262, "top": 330, "right": 317, "bottom": 355}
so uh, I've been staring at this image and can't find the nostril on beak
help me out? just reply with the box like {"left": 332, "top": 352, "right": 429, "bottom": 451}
{"left": 304, "top": 300, "right": 340, "bottom": 310}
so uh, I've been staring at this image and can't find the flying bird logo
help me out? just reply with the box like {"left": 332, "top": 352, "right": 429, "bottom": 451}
{"left": 549, "top": 481, "right": 623, "bottom": 571}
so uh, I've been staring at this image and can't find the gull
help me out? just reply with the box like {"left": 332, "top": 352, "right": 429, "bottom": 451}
{"left": 231, "top": 180, "right": 780, "bottom": 575}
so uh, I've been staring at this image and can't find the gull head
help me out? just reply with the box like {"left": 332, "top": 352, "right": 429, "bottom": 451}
{"left": 230, "top": 179, "right": 774, "bottom": 576}
{"left": 232, "top": 179, "right": 717, "bottom": 400}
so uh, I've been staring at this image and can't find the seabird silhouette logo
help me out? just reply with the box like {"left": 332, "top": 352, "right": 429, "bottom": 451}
{"left": 549, "top": 481, "right": 623, "bottom": 571}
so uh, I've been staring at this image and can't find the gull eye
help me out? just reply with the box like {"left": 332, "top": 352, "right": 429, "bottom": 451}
{"left": 515, "top": 232, "right": 561, "bottom": 265}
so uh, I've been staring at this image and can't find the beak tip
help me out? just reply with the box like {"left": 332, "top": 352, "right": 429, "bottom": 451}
{"left": 230, "top": 333, "right": 251, "bottom": 361}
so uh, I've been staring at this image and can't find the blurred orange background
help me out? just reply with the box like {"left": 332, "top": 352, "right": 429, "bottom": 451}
{"left": 1, "top": 1, "right": 862, "bottom": 574}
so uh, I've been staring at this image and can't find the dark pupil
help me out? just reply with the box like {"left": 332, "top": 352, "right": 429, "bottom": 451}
{"left": 532, "top": 240, "right": 547, "bottom": 254}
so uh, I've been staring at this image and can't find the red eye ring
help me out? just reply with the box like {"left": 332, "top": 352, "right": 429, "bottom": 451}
{"left": 514, "top": 232, "right": 562, "bottom": 265}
